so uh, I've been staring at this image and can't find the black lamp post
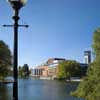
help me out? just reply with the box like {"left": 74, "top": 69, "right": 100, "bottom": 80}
{"left": 6, "top": 0, "right": 28, "bottom": 100}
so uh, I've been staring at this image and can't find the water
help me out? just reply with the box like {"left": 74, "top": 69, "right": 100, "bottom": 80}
{"left": 0, "top": 79, "right": 84, "bottom": 100}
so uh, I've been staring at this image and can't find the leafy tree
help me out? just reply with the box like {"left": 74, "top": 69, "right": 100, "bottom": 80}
{"left": 22, "top": 64, "right": 30, "bottom": 77}
{"left": 18, "top": 66, "right": 23, "bottom": 77}
{"left": 0, "top": 40, "right": 12, "bottom": 79}
{"left": 57, "top": 60, "right": 81, "bottom": 80}
{"left": 18, "top": 64, "right": 30, "bottom": 78}
{"left": 72, "top": 28, "right": 100, "bottom": 100}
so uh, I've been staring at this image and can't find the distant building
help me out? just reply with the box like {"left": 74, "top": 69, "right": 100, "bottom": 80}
{"left": 84, "top": 51, "right": 91, "bottom": 64}
{"left": 30, "top": 66, "right": 48, "bottom": 77}
{"left": 80, "top": 63, "right": 88, "bottom": 77}
{"left": 31, "top": 51, "right": 91, "bottom": 79}
{"left": 31, "top": 58, "right": 65, "bottom": 79}
{"left": 46, "top": 58, "right": 66, "bottom": 65}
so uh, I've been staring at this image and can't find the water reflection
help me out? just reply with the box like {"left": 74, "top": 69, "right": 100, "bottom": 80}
{"left": 0, "top": 79, "right": 84, "bottom": 100}
{"left": 0, "top": 84, "right": 13, "bottom": 100}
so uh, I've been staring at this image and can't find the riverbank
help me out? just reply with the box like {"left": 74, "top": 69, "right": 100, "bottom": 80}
{"left": 0, "top": 80, "right": 14, "bottom": 84}
{"left": 66, "top": 79, "right": 83, "bottom": 82}
{"left": 30, "top": 76, "right": 83, "bottom": 83}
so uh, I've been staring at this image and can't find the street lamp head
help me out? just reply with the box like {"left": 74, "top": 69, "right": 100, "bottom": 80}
{"left": 7, "top": 0, "right": 27, "bottom": 10}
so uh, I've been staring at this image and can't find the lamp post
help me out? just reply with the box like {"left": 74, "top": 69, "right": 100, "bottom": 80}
{"left": 6, "top": 0, "right": 28, "bottom": 100}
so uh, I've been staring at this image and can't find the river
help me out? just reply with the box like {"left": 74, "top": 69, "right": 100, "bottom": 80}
{"left": 0, "top": 79, "right": 84, "bottom": 100}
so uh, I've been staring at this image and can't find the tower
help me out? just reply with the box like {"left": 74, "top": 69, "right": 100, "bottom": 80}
{"left": 84, "top": 51, "right": 91, "bottom": 64}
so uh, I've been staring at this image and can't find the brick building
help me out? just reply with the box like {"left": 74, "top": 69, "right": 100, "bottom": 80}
{"left": 31, "top": 58, "right": 65, "bottom": 79}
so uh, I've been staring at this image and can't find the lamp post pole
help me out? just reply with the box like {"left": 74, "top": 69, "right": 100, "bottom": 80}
{"left": 13, "top": 8, "right": 19, "bottom": 100}
{"left": 4, "top": 1, "right": 28, "bottom": 100}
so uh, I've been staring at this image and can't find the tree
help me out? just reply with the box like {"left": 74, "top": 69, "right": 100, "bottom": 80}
{"left": 18, "top": 64, "right": 30, "bottom": 78}
{"left": 22, "top": 64, "right": 30, "bottom": 77}
{"left": 0, "top": 40, "right": 12, "bottom": 79}
{"left": 18, "top": 66, "right": 23, "bottom": 77}
{"left": 72, "top": 28, "right": 100, "bottom": 100}
{"left": 57, "top": 60, "right": 81, "bottom": 80}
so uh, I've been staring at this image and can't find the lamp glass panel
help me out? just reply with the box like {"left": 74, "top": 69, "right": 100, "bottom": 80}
{"left": 20, "top": 0, "right": 27, "bottom": 5}
{"left": 7, "top": 0, "right": 27, "bottom": 5}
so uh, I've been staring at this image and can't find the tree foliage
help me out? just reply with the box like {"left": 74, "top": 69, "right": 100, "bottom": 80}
{"left": 72, "top": 28, "right": 100, "bottom": 100}
{"left": 57, "top": 60, "right": 81, "bottom": 79}
{"left": 0, "top": 40, "right": 12, "bottom": 79}
{"left": 19, "top": 64, "right": 30, "bottom": 78}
